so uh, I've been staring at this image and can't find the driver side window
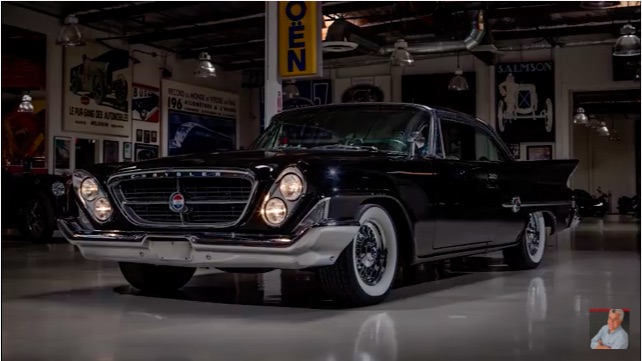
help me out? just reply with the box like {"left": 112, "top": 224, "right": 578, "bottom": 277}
{"left": 440, "top": 118, "right": 507, "bottom": 162}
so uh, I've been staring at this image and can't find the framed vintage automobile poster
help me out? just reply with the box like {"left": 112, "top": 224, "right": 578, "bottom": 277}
{"left": 62, "top": 46, "right": 131, "bottom": 137}
{"left": 495, "top": 61, "right": 555, "bottom": 143}
{"left": 132, "top": 83, "right": 160, "bottom": 123}
{"left": 526, "top": 145, "right": 553, "bottom": 160}
{"left": 103, "top": 140, "right": 119, "bottom": 163}
{"left": 161, "top": 80, "right": 238, "bottom": 157}
{"left": 122, "top": 142, "right": 132, "bottom": 161}
{"left": 53, "top": 136, "right": 71, "bottom": 175}
{"left": 134, "top": 143, "right": 159, "bottom": 161}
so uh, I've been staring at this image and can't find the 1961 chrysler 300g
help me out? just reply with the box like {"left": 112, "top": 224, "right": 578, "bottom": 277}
{"left": 59, "top": 103, "right": 580, "bottom": 307}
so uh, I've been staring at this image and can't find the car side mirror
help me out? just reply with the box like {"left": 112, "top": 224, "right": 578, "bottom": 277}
{"left": 408, "top": 131, "right": 426, "bottom": 157}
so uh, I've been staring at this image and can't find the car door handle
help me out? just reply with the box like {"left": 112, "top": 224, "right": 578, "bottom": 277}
{"left": 486, "top": 173, "right": 499, "bottom": 189}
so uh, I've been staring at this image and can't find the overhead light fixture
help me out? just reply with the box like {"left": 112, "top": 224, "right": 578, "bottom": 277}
{"left": 56, "top": 15, "right": 85, "bottom": 47}
{"left": 580, "top": 1, "right": 620, "bottom": 9}
{"left": 596, "top": 121, "right": 610, "bottom": 136}
{"left": 18, "top": 95, "right": 34, "bottom": 113}
{"left": 283, "top": 81, "right": 299, "bottom": 99}
{"left": 448, "top": 53, "right": 469, "bottom": 91}
{"left": 613, "top": 24, "right": 641, "bottom": 56}
{"left": 390, "top": 39, "right": 414, "bottom": 67}
{"left": 194, "top": 52, "right": 216, "bottom": 78}
{"left": 573, "top": 107, "right": 589, "bottom": 125}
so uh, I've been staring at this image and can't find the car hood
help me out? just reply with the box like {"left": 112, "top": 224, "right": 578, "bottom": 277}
{"left": 82, "top": 149, "right": 405, "bottom": 180}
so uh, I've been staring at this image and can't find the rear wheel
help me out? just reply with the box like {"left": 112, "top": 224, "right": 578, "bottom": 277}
{"left": 317, "top": 205, "right": 398, "bottom": 307}
{"left": 503, "top": 212, "right": 547, "bottom": 270}
{"left": 119, "top": 262, "right": 195, "bottom": 293}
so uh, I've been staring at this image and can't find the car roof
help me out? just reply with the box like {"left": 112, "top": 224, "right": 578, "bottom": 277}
{"left": 276, "top": 102, "right": 486, "bottom": 126}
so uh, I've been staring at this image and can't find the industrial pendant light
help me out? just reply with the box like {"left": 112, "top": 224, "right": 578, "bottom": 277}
{"left": 596, "top": 121, "right": 610, "bottom": 136}
{"left": 56, "top": 15, "right": 85, "bottom": 47}
{"left": 573, "top": 107, "right": 589, "bottom": 125}
{"left": 17, "top": 95, "right": 34, "bottom": 113}
{"left": 613, "top": 24, "right": 641, "bottom": 57}
{"left": 283, "top": 81, "right": 300, "bottom": 99}
{"left": 390, "top": 39, "right": 414, "bottom": 67}
{"left": 448, "top": 53, "right": 469, "bottom": 91}
{"left": 194, "top": 52, "right": 216, "bottom": 78}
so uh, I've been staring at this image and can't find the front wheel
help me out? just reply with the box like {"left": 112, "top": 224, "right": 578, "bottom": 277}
{"left": 503, "top": 212, "right": 547, "bottom": 270}
{"left": 317, "top": 205, "right": 398, "bottom": 307}
{"left": 119, "top": 262, "right": 196, "bottom": 293}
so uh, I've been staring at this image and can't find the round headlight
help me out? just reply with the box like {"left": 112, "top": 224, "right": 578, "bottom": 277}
{"left": 263, "top": 197, "right": 287, "bottom": 225}
{"left": 93, "top": 197, "right": 113, "bottom": 221}
{"left": 80, "top": 178, "right": 99, "bottom": 201}
{"left": 51, "top": 181, "right": 65, "bottom": 197}
{"left": 279, "top": 173, "right": 304, "bottom": 201}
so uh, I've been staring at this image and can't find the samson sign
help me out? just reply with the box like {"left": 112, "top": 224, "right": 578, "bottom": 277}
{"left": 278, "top": 1, "right": 322, "bottom": 78}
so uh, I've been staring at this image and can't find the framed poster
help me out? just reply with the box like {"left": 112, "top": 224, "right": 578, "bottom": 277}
{"left": 53, "top": 136, "right": 71, "bottom": 175}
{"left": 143, "top": 130, "right": 150, "bottom": 143}
{"left": 123, "top": 142, "right": 132, "bottom": 161}
{"left": 134, "top": 143, "right": 159, "bottom": 161}
{"left": 526, "top": 145, "right": 553, "bottom": 161}
{"left": 136, "top": 129, "right": 143, "bottom": 142}
{"left": 508, "top": 144, "right": 521, "bottom": 159}
{"left": 495, "top": 62, "right": 554, "bottom": 143}
{"left": 132, "top": 83, "right": 160, "bottom": 122}
{"left": 162, "top": 80, "right": 238, "bottom": 156}
{"left": 103, "top": 140, "right": 119, "bottom": 163}
{"left": 151, "top": 131, "right": 157, "bottom": 143}
{"left": 63, "top": 46, "right": 131, "bottom": 137}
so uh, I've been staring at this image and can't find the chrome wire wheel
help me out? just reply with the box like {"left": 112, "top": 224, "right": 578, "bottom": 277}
{"left": 26, "top": 200, "right": 45, "bottom": 239}
{"left": 525, "top": 212, "right": 546, "bottom": 263}
{"left": 354, "top": 221, "right": 388, "bottom": 287}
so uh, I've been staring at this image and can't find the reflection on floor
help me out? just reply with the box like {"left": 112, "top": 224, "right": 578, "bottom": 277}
{"left": 2, "top": 216, "right": 640, "bottom": 360}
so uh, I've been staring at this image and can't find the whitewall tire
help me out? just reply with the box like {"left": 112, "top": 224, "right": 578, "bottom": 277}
{"left": 318, "top": 205, "right": 398, "bottom": 307}
{"left": 503, "top": 212, "right": 547, "bottom": 270}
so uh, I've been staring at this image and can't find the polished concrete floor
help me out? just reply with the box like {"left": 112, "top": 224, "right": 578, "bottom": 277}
{"left": 2, "top": 217, "right": 640, "bottom": 360}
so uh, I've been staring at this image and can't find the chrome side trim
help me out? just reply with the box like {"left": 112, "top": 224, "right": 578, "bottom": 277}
{"left": 107, "top": 168, "right": 258, "bottom": 229}
{"left": 501, "top": 201, "right": 573, "bottom": 209}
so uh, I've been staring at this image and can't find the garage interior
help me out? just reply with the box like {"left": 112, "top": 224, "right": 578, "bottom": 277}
{"left": 2, "top": 1, "right": 641, "bottom": 360}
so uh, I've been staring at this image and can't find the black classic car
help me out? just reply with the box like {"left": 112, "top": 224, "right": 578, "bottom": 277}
{"left": 58, "top": 103, "right": 580, "bottom": 307}
{"left": 573, "top": 188, "right": 608, "bottom": 217}
{"left": 2, "top": 168, "right": 68, "bottom": 241}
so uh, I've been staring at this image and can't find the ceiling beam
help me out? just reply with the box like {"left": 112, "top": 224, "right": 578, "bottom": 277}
{"left": 123, "top": 1, "right": 397, "bottom": 44}
{"left": 487, "top": 2, "right": 583, "bottom": 19}
{"left": 77, "top": 2, "right": 202, "bottom": 23}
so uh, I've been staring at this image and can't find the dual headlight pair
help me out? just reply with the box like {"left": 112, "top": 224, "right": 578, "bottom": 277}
{"left": 261, "top": 168, "right": 305, "bottom": 226}
{"left": 73, "top": 171, "right": 113, "bottom": 223}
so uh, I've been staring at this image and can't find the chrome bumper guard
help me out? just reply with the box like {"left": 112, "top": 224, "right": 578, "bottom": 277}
{"left": 58, "top": 218, "right": 360, "bottom": 269}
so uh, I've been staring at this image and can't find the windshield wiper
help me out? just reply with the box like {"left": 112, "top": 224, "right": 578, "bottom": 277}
{"left": 310, "top": 144, "right": 379, "bottom": 151}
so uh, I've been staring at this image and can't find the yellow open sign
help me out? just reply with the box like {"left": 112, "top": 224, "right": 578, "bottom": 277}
{"left": 278, "top": 1, "right": 322, "bottom": 78}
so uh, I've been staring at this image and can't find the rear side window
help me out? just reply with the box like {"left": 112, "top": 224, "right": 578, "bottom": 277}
{"left": 439, "top": 118, "right": 508, "bottom": 162}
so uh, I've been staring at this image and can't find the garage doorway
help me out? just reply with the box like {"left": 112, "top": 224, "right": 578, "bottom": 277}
{"left": 571, "top": 90, "right": 640, "bottom": 214}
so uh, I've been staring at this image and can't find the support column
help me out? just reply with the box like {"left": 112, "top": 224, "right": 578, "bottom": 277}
{"left": 263, "top": 1, "right": 282, "bottom": 129}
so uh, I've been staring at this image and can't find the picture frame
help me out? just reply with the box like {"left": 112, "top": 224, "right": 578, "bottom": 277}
{"left": 53, "top": 136, "right": 71, "bottom": 175}
{"left": 134, "top": 143, "right": 159, "bottom": 161}
{"left": 103, "top": 140, "right": 119, "bottom": 163}
{"left": 151, "top": 131, "right": 158, "bottom": 143}
{"left": 136, "top": 129, "right": 143, "bottom": 142}
{"left": 526, "top": 145, "right": 553, "bottom": 161}
{"left": 123, "top": 142, "right": 132, "bottom": 161}
{"left": 144, "top": 130, "right": 151, "bottom": 143}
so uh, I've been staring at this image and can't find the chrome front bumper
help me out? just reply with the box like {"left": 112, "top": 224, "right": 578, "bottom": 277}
{"left": 58, "top": 218, "right": 359, "bottom": 269}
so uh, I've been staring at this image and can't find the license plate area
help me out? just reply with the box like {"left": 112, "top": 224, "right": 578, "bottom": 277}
{"left": 148, "top": 238, "right": 193, "bottom": 261}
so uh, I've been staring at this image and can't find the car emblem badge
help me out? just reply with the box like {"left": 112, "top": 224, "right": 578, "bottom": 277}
{"left": 169, "top": 192, "right": 186, "bottom": 213}
{"left": 511, "top": 196, "right": 521, "bottom": 213}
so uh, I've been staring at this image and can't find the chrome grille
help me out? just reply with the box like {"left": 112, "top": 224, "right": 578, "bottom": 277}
{"left": 109, "top": 169, "right": 256, "bottom": 227}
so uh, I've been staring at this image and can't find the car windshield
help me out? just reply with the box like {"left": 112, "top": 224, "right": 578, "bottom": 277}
{"left": 250, "top": 104, "right": 424, "bottom": 154}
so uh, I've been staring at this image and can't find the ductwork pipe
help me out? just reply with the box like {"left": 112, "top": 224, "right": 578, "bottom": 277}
{"left": 378, "top": 10, "right": 485, "bottom": 55}
{"left": 325, "top": 19, "right": 382, "bottom": 53}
